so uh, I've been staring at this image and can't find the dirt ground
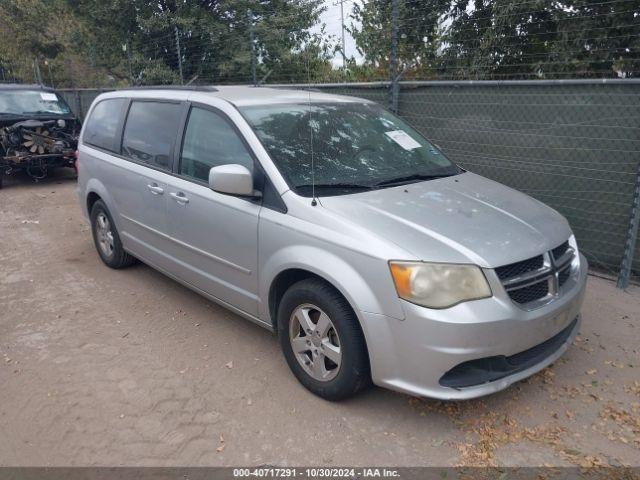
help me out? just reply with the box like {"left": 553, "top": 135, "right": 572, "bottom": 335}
{"left": 1, "top": 170, "right": 639, "bottom": 468}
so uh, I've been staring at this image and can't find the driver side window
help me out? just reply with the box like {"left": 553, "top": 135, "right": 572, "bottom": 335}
{"left": 180, "top": 107, "right": 253, "bottom": 182}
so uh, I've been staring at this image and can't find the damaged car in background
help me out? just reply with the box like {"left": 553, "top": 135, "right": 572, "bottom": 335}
{"left": 0, "top": 84, "right": 80, "bottom": 188}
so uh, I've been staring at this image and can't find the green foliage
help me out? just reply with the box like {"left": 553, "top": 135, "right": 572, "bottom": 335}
{"left": 0, "top": 0, "right": 638, "bottom": 86}
{"left": 352, "top": 0, "right": 640, "bottom": 79}
{"left": 350, "top": 0, "right": 450, "bottom": 79}
{"left": 0, "top": 0, "right": 330, "bottom": 86}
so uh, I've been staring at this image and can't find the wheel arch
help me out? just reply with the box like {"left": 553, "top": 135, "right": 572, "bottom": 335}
{"left": 86, "top": 191, "right": 102, "bottom": 215}
{"left": 83, "top": 178, "right": 120, "bottom": 228}
{"left": 261, "top": 246, "right": 400, "bottom": 341}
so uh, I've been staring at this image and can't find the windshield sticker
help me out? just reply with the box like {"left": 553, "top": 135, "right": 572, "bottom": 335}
{"left": 40, "top": 92, "right": 58, "bottom": 102}
{"left": 385, "top": 130, "right": 421, "bottom": 150}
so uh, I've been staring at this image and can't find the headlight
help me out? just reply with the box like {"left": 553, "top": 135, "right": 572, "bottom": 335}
{"left": 389, "top": 261, "right": 492, "bottom": 309}
{"left": 568, "top": 234, "right": 578, "bottom": 252}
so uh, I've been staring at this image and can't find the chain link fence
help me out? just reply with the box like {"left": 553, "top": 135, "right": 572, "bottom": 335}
{"left": 57, "top": 79, "right": 640, "bottom": 286}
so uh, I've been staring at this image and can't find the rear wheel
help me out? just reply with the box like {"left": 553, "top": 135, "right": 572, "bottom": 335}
{"left": 90, "top": 200, "right": 135, "bottom": 269}
{"left": 277, "top": 278, "right": 370, "bottom": 400}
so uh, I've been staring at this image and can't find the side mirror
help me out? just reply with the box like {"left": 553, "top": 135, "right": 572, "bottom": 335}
{"left": 208, "top": 164, "right": 256, "bottom": 197}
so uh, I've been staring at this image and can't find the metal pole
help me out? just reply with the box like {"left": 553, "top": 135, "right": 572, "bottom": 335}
{"left": 46, "top": 60, "right": 54, "bottom": 88}
{"left": 389, "top": 0, "right": 400, "bottom": 113}
{"left": 75, "top": 90, "right": 81, "bottom": 119}
{"left": 175, "top": 27, "right": 184, "bottom": 85}
{"left": 125, "top": 39, "right": 133, "bottom": 85}
{"left": 34, "top": 58, "right": 43, "bottom": 85}
{"left": 248, "top": 9, "right": 257, "bottom": 86}
{"left": 617, "top": 160, "right": 640, "bottom": 288}
{"left": 339, "top": 0, "right": 346, "bottom": 69}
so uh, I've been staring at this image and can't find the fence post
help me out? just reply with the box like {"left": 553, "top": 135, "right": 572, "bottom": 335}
{"left": 617, "top": 161, "right": 640, "bottom": 288}
{"left": 248, "top": 9, "right": 257, "bottom": 86}
{"left": 75, "top": 90, "right": 82, "bottom": 119}
{"left": 175, "top": 27, "right": 184, "bottom": 85}
{"left": 33, "top": 58, "right": 43, "bottom": 85}
{"left": 389, "top": 0, "right": 400, "bottom": 113}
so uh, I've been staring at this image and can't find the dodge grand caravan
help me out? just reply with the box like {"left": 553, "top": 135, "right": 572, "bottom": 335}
{"left": 77, "top": 86, "right": 588, "bottom": 400}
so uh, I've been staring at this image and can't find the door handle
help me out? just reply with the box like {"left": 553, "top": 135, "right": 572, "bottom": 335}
{"left": 147, "top": 184, "right": 164, "bottom": 195}
{"left": 170, "top": 192, "right": 189, "bottom": 204}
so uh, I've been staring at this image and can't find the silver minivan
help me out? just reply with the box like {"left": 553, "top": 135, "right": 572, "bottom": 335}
{"left": 77, "top": 86, "right": 588, "bottom": 400}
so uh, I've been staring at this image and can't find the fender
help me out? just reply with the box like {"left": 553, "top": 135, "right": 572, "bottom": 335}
{"left": 84, "top": 177, "right": 122, "bottom": 230}
{"left": 259, "top": 244, "right": 406, "bottom": 332}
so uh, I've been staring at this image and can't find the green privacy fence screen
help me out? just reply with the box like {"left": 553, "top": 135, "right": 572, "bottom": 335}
{"left": 58, "top": 79, "right": 640, "bottom": 283}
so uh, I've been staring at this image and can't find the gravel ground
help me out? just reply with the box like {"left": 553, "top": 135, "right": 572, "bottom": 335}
{"left": 1, "top": 170, "right": 639, "bottom": 467}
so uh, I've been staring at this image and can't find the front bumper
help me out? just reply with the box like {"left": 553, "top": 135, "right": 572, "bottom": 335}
{"left": 361, "top": 252, "right": 588, "bottom": 400}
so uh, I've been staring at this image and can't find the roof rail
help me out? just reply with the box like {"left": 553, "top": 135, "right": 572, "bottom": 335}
{"left": 117, "top": 85, "right": 218, "bottom": 92}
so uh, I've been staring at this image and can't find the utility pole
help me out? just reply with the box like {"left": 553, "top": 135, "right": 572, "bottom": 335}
{"left": 334, "top": 0, "right": 347, "bottom": 69}
{"left": 248, "top": 9, "right": 257, "bottom": 86}
{"left": 389, "top": 0, "right": 400, "bottom": 113}
{"left": 123, "top": 38, "right": 133, "bottom": 85}
{"left": 175, "top": 27, "right": 184, "bottom": 85}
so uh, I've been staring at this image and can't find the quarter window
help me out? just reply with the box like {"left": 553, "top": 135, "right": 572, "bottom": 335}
{"left": 83, "top": 98, "right": 126, "bottom": 152}
{"left": 180, "top": 107, "right": 253, "bottom": 182}
{"left": 122, "top": 101, "right": 183, "bottom": 170}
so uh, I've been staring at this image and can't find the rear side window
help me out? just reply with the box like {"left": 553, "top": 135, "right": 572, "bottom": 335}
{"left": 180, "top": 107, "right": 254, "bottom": 182}
{"left": 122, "top": 101, "right": 183, "bottom": 170}
{"left": 83, "top": 98, "right": 126, "bottom": 151}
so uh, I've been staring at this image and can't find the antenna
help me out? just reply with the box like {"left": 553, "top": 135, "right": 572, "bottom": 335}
{"left": 306, "top": 46, "right": 317, "bottom": 206}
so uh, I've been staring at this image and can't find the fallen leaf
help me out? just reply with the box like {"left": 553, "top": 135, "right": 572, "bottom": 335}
{"left": 563, "top": 448, "right": 581, "bottom": 456}
{"left": 216, "top": 433, "right": 226, "bottom": 452}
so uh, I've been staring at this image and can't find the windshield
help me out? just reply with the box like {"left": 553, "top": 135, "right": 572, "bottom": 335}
{"left": 241, "top": 102, "right": 458, "bottom": 195}
{"left": 0, "top": 90, "right": 71, "bottom": 116}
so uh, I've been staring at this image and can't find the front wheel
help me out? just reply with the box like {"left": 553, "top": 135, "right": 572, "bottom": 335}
{"left": 277, "top": 278, "right": 370, "bottom": 400}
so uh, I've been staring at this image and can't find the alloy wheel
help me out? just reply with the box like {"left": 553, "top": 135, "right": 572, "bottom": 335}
{"left": 289, "top": 303, "right": 342, "bottom": 381}
{"left": 96, "top": 212, "right": 115, "bottom": 258}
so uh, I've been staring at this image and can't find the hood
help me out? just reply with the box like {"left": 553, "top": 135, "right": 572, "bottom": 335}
{"left": 318, "top": 172, "right": 572, "bottom": 268}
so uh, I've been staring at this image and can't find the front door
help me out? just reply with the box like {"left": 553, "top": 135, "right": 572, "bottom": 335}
{"left": 164, "top": 105, "right": 261, "bottom": 316}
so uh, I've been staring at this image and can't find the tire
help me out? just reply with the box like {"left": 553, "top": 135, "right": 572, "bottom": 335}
{"left": 277, "top": 278, "right": 371, "bottom": 400}
{"left": 90, "top": 200, "right": 135, "bottom": 269}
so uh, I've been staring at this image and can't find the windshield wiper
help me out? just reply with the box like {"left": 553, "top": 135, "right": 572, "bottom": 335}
{"left": 21, "top": 110, "right": 65, "bottom": 115}
{"left": 374, "top": 173, "right": 456, "bottom": 187}
{"left": 296, "top": 183, "right": 374, "bottom": 190}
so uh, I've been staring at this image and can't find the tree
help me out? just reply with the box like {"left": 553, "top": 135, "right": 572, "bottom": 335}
{"left": 350, "top": 0, "right": 640, "bottom": 80}
{"left": 0, "top": 0, "right": 329, "bottom": 87}
{"left": 551, "top": 0, "right": 640, "bottom": 78}
{"left": 440, "top": 0, "right": 559, "bottom": 79}
{"left": 350, "top": 0, "right": 450, "bottom": 79}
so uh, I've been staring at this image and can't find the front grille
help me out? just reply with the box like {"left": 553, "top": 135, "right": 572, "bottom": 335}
{"left": 495, "top": 239, "right": 575, "bottom": 308}
{"left": 495, "top": 255, "right": 543, "bottom": 280}
{"left": 509, "top": 281, "right": 549, "bottom": 304}
{"left": 552, "top": 241, "right": 570, "bottom": 261}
